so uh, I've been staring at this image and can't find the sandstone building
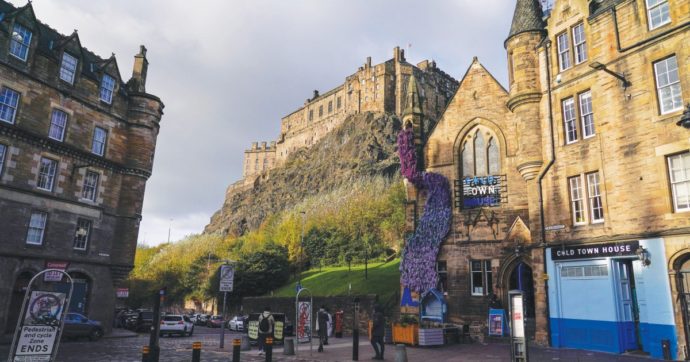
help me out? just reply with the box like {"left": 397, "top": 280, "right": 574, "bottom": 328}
{"left": 405, "top": 0, "right": 690, "bottom": 359}
{"left": 0, "top": 1, "right": 163, "bottom": 334}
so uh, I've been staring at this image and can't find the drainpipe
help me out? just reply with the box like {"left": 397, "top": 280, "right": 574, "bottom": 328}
{"left": 537, "top": 38, "right": 556, "bottom": 347}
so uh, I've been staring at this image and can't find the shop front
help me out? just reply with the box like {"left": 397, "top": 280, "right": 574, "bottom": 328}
{"left": 546, "top": 239, "right": 677, "bottom": 359}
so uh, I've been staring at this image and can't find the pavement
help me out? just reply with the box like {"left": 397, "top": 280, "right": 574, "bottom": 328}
{"left": 0, "top": 328, "right": 668, "bottom": 361}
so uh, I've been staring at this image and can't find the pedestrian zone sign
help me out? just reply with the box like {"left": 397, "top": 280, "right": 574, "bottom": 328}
{"left": 219, "top": 264, "right": 234, "bottom": 292}
{"left": 14, "top": 291, "right": 66, "bottom": 362}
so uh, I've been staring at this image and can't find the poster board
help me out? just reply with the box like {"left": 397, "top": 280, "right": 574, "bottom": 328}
{"left": 488, "top": 308, "right": 506, "bottom": 337}
{"left": 297, "top": 301, "right": 311, "bottom": 343}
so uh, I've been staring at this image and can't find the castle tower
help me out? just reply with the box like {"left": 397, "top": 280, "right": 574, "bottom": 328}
{"left": 402, "top": 74, "right": 424, "bottom": 144}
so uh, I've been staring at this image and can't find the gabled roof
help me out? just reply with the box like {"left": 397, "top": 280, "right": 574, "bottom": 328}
{"left": 505, "top": 0, "right": 545, "bottom": 47}
{"left": 402, "top": 74, "right": 423, "bottom": 118}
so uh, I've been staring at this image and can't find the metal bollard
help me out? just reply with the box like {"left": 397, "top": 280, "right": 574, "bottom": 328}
{"left": 192, "top": 341, "right": 202, "bottom": 362}
{"left": 395, "top": 344, "right": 408, "bottom": 362}
{"left": 265, "top": 337, "right": 273, "bottom": 362}
{"left": 141, "top": 346, "right": 150, "bottom": 362}
{"left": 232, "top": 338, "right": 241, "bottom": 362}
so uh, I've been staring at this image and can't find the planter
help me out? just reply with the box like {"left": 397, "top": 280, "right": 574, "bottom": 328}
{"left": 418, "top": 328, "right": 444, "bottom": 346}
{"left": 392, "top": 323, "right": 419, "bottom": 345}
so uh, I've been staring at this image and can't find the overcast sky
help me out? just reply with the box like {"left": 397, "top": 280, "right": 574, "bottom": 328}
{"left": 19, "top": 0, "right": 515, "bottom": 245}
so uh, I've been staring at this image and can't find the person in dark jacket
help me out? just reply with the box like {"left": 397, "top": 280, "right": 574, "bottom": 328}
{"left": 317, "top": 305, "right": 329, "bottom": 352}
{"left": 370, "top": 305, "right": 385, "bottom": 360}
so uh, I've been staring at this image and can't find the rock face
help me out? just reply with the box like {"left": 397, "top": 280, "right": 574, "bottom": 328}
{"left": 204, "top": 112, "right": 402, "bottom": 236}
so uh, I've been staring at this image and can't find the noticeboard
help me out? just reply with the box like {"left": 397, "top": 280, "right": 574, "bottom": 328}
{"left": 488, "top": 308, "right": 506, "bottom": 337}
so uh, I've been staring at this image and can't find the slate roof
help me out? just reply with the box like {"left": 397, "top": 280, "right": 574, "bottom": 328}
{"left": 589, "top": 0, "right": 624, "bottom": 17}
{"left": 506, "top": 0, "right": 545, "bottom": 45}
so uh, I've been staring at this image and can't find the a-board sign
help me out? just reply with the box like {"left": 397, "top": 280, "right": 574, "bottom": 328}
{"left": 14, "top": 291, "right": 66, "bottom": 361}
{"left": 219, "top": 265, "right": 234, "bottom": 292}
{"left": 488, "top": 309, "right": 506, "bottom": 337}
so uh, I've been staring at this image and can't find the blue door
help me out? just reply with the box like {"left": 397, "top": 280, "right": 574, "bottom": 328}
{"left": 614, "top": 260, "right": 638, "bottom": 351}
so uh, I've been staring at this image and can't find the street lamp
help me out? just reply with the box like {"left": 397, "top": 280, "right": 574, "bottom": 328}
{"left": 589, "top": 61, "right": 631, "bottom": 88}
{"left": 299, "top": 211, "right": 306, "bottom": 282}
{"left": 167, "top": 218, "right": 173, "bottom": 243}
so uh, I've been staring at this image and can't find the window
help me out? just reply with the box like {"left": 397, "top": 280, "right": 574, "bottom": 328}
{"left": 646, "top": 0, "right": 671, "bottom": 30}
{"left": 562, "top": 98, "right": 577, "bottom": 143}
{"left": 0, "top": 87, "right": 20, "bottom": 124}
{"left": 461, "top": 128, "right": 500, "bottom": 177}
{"left": 557, "top": 32, "right": 571, "bottom": 71}
{"left": 328, "top": 101, "right": 333, "bottom": 114}
{"left": 337, "top": 97, "right": 342, "bottom": 109}
{"left": 9, "top": 23, "right": 32, "bottom": 61}
{"left": 99, "top": 74, "right": 115, "bottom": 104}
{"left": 318, "top": 105, "right": 323, "bottom": 117}
{"left": 59, "top": 52, "right": 78, "bottom": 84}
{"left": 0, "top": 144, "right": 6, "bottom": 174}
{"left": 37, "top": 157, "right": 58, "bottom": 191}
{"left": 262, "top": 158, "right": 267, "bottom": 171}
{"left": 437, "top": 261, "right": 448, "bottom": 293}
{"left": 654, "top": 56, "right": 683, "bottom": 114}
{"left": 91, "top": 127, "right": 107, "bottom": 156}
{"left": 73, "top": 219, "right": 92, "bottom": 250}
{"left": 471, "top": 260, "right": 492, "bottom": 296}
{"left": 587, "top": 172, "right": 604, "bottom": 222}
{"left": 668, "top": 152, "right": 690, "bottom": 212}
{"left": 579, "top": 91, "right": 595, "bottom": 138}
{"left": 572, "top": 23, "right": 587, "bottom": 64}
{"left": 561, "top": 265, "right": 608, "bottom": 278}
{"left": 48, "top": 109, "right": 68, "bottom": 141}
{"left": 82, "top": 171, "right": 99, "bottom": 201}
{"left": 308, "top": 110, "right": 313, "bottom": 121}
{"left": 26, "top": 211, "right": 47, "bottom": 245}
{"left": 569, "top": 172, "right": 605, "bottom": 225}
{"left": 254, "top": 158, "right": 258, "bottom": 171}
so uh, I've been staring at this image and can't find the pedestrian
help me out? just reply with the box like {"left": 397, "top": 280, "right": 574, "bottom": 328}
{"left": 370, "top": 305, "right": 385, "bottom": 360}
{"left": 257, "top": 307, "right": 275, "bottom": 356}
{"left": 325, "top": 307, "right": 332, "bottom": 345}
{"left": 317, "top": 305, "right": 329, "bottom": 352}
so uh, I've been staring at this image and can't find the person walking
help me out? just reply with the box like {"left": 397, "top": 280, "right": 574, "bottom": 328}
{"left": 317, "top": 305, "right": 329, "bottom": 352}
{"left": 257, "top": 307, "right": 275, "bottom": 356}
{"left": 370, "top": 305, "right": 385, "bottom": 360}
{"left": 325, "top": 307, "right": 333, "bottom": 345}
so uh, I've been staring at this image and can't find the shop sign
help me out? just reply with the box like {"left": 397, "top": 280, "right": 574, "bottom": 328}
{"left": 454, "top": 175, "right": 507, "bottom": 209}
{"left": 551, "top": 241, "right": 639, "bottom": 260}
{"left": 116, "top": 288, "right": 129, "bottom": 298}
{"left": 43, "top": 262, "right": 69, "bottom": 282}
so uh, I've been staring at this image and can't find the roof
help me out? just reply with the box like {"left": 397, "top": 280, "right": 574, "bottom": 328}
{"left": 505, "top": 0, "right": 545, "bottom": 46}
{"left": 589, "top": 0, "right": 624, "bottom": 17}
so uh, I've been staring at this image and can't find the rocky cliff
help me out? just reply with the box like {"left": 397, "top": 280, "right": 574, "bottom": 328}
{"left": 204, "top": 111, "right": 402, "bottom": 236}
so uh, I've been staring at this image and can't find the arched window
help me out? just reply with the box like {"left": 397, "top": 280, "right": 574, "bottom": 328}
{"left": 460, "top": 126, "right": 501, "bottom": 176}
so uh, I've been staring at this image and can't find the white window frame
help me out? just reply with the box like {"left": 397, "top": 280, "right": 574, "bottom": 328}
{"left": 73, "top": 218, "right": 92, "bottom": 250}
{"left": 81, "top": 170, "right": 99, "bottom": 201}
{"left": 654, "top": 56, "right": 683, "bottom": 115}
{"left": 646, "top": 0, "right": 671, "bottom": 30}
{"left": 9, "top": 23, "right": 32, "bottom": 61}
{"left": 37, "top": 157, "right": 58, "bottom": 191}
{"left": 557, "top": 32, "right": 571, "bottom": 71}
{"left": 48, "top": 109, "right": 68, "bottom": 141}
{"left": 0, "top": 143, "right": 6, "bottom": 175}
{"left": 562, "top": 97, "right": 578, "bottom": 144}
{"left": 470, "top": 260, "right": 492, "bottom": 296}
{"left": 579, "top": 91, "right": 595, "bottom": 139}
{"left": 99, "top": 74, "right": 116, "bottom": 104}
{"left": 0, "top": 87, "right": 20, "bottom": 124}
{"left": 668, "top": 152, "right": 690, "bottom": 213}
{"left": 572, "top": 23, "right": 587, "bottom": 65}
{"left": 59, "top": 52, "right": 78, "bottom": 84}
{"left": 587, "top": 172, "right": 604, "bottom": 223}
{"left": 91, "top": 127, "right": 107, "bottom": 156}
{"left": 26, "top": 211, "right": 47, "bottom": 245}
{"left": 569, "top": 175, "right": 587, "bottom": 225}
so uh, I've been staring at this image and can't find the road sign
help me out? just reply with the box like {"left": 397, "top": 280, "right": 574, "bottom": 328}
{"left": 219, "top": 265, "right": 234, "bottom": 292}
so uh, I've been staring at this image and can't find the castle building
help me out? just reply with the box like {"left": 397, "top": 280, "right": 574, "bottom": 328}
{"left": 0, "top": 1, "right": 163, "bottom": 334}
{"left": 240, "top": 47, "right": 459, "bottom": 182}
{"left": 406, "top": 0, "right": 690, "bottom": 359}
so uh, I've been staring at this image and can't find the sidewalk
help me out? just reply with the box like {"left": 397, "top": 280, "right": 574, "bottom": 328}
{"left": 104, "top": 328, "right": 138, "bottom": 339}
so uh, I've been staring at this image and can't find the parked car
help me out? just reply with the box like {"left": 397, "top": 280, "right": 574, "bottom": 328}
{"left": 62, "top": 313, "right": 104, "bottom": 341}
{"left": 159, "top": 315, "right": 194, "bottom": 337}
{"left": 207, "top": 315, "right": 224, "bottom": 328}
{"left": 132, "top": 310, "right": 154, "bottom": 332}
{"left": 194, "top": 314, "right": 210, "bottom": 326}
{"left": 227, "top": 315, "right": 247, "bottom": 331}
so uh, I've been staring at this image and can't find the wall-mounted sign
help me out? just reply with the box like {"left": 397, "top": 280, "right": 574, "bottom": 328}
{"left": 44, "top": 262, "right": 69, "bottom": 282}
{"left": 551, "top": 241, "right": 639, "bottom": 260}
{"left": 454, "top": 175, "right": 507, "bottom": 209}
{"left": 116, "top": 288, "right": 129, "bottom": 298}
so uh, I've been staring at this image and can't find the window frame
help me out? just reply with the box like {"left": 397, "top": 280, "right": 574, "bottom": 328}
{"left": 646, "top": 0, "right": 671, "bottom": 30}
{"left": 586, "top": 171, "right": 604, "bottom": 223}
{"left": 48, "top": 109, "right": 68, "bottom": 142}
{"left": 0, "top": 143, "right": 6, "bottom": 176}
{"left": 0, "top": 87, "right": 21, "bottom": 124}
{"left": 562, "top": 97, "right": 578, "bottom": 144}
{"left": 470, "top": 260, "right": 493, "bottom": 297}
{"left": 91, "top": 127, "right": 107, "bottom": 156}
{"left": 73, "top": 218, "right": 92, "bottom": 251}
{"left": 557, "top": 31, "right": 571, "bottom": 72}
{"left": 653, "top": 55, "right": 683, "bottom": 115}
{"left": 26, "top": 211, "right": 48, "bottom": 245}
{"left": 668, "top": 151, "right": 690, "bottom": 213}
{"left": 37, "top": 157, "right": 58, "bottom": 191}
{"left": 81, "top": 170, "right": 100, "bottom": 202}
{"left": 578, "top": 91, "right": 595, "bottom": 139}
{"left": 572, "top": 23, "right": 588, "bottom": 65}
{"left": 99, "top": 74, "right": 116, "bottom": 104}
{"left": 59, "top": 52, "right": 78, "bottom": 84}
{"left": 9, "top": 23, "right": 32, "bottom": 62}
{"left": 569, "top": 175, "right": 587, "bottom": 225}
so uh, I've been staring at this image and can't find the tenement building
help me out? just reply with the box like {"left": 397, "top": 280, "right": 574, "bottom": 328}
{"left": 405, "top": 0, "right": 690, "bottom": 359}
{"left": 0, "top": 2, "right": 163, "bottom": 334}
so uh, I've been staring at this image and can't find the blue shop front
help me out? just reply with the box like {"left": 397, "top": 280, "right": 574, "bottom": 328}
{"left": 547, "top": 238, "right": 677, "bottom": 359}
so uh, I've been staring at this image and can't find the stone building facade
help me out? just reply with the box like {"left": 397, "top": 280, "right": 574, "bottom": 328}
{"left": 406, "top": 0, "right": 690, "bottom": 359}
{"left": 0, "top": 2, "right": 163, "bottom": 334}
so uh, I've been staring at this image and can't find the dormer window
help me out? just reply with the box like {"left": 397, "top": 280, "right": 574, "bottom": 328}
{"left": 9, "top": 23, "right": 32, "bottom": 61}
{"left": 99, "top": 74, "right": 115, "bottom": 104}
{"left": 60, "top": 53, "right": 78, "bottom": 84}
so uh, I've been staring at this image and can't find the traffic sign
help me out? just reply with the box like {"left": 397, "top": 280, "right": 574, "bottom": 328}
{"left": 219, "top": 265, "right": 234, "bottom": 292}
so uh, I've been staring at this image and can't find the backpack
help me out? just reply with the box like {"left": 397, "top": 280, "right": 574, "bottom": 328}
{"left": 259, "top": 314, "right": 271, "bottom": 333}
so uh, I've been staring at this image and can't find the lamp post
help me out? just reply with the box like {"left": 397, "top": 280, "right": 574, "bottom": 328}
{"left": 167, "top": 218, "right": 173, "bottom": 243}
{"left": 299, "top": 211, "right": 306, "bottom": 282}
{"left": 219, "top": 260, "right": 235, "bottom": 349}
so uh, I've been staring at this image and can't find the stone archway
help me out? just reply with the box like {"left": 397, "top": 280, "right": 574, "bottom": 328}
{"left": 499, "top": 256, "right": 536, "bottom": 339}
{"left": 5, "top": 271, "right": 35, "bottom": 333}
{"left": 671, "top": 251, "right": 690, "bottom": 356}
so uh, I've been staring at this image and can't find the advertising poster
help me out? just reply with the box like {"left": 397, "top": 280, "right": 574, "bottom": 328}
{"left": 488, "top": 309, "right": 506, "bottom": 337}
{"left": 43, "top": 262, "right": 69, "bottom": 282}
{"left": 14, "top": 291, "right": 66, "bottom": 361}
{"left": 297, "top": 301, "right": 311, "bottom": 343}
{"left": 511, "top": 295, "right": 525, "bottom": 338}
{"left": 248, "top": 320, "right": 259, "bottom": 340}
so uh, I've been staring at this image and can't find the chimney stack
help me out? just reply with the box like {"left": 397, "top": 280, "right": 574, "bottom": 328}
{"left": 130, "top": 45, "right": 148, "bottom": 92}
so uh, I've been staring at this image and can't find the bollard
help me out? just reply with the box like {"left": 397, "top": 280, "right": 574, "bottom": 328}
{"left": 192, "top": 341, "right": 202, "bottom": 362}
{"left": 240, "top": 334, "right": 251, "bottom": 351}
{"left": 283, "top": 337, "right": 295, "bottom": 355}
{"left": 395, "top": 344, "right": 408, "bottom": 362}
{"left": 232, "top": 338, "right": 241, "bottom": 362}
{"left": 265, "top": 337, "right": 273, "bottom": 362}
{"left": 141, "top": 345, "right": 150, "bottom": 362}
